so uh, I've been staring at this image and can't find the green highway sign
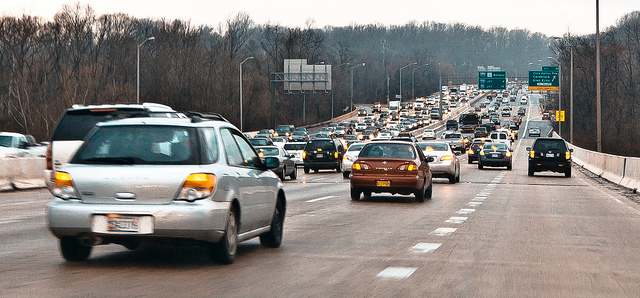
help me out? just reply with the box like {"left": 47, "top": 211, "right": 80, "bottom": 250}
{"left": 528, "top": 70, "right": 559, "bottom": 91}
{"left": 478, "top": 71, "right": 506, "bottom": 90}
{"left": 542, "top": 66, "right": 559, "bottom": 71}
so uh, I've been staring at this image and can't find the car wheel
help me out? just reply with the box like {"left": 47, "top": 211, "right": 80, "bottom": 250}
{"left": 478, "top": 161, "right": 484, "bottom": 170}
{"left": 342, "top": 171, "right": 350, "bottom": 179}
{"left": 448, "top": 174, "right": 456, "bottom": 184}
{"left": 350, "top": 188, "right": 361, "bottom": 201}
{"left": 565, "top": 168, "right": 572, "bottom": 178}
{"left": 507, "top": 163, "right": 512, "bottom": 171}
{"left": 425, "top": 179, "right": 433, "bottom": 199}
{"left": 260, "top": 198, "right": 285, "bottom": 248}
{"left": 278, "top": 167, "right": 286, "bottom": 180}
{"left": 59, "top": 237, "right": 92, "bottom": 262}
{"left": 313, "top": 168, "right": 319, "bottom": 173}
{"left": 415, "top": 180, "right": 426, "bottom": 202}
{"left": 213, "top": 207, "right": 238, "bottom": 264}
{"left": 304, "top": 166, "right": 310, "bottom": 174}
{"left": 528, "top": 168, "right": 535, "bottom": 176}
{"left": 468, "top": 158, "right": 473, "bottom": 164}
{"left": 289, "top": 166, "right": 297, "bottom": 180}
{"left": 455, "top": 170, "right": 460, "bottom": 183}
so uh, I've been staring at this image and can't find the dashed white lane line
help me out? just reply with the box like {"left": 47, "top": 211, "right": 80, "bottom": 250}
{"left": 377, "top": 267, "right": 417, "bottom": 279}
{"left": 468, "top": 202, "right": 482, "bottom": 206}
{"left": 456, "top": 209, "right": 476, "bottom": 215}
{"left": 473, "top": 197, "right": 487, "bottom": 201}
{"left": 306, "top": 196, "right": 336, "bottom": 203}
{"left": 411, "top": 243, "right": 442, "bottom": 253}
{"left": 445, "top": 217, "right": 468, "bottom": 224}
{"left": 430, "top": 228, "right": 457, "bottom": 236}
{"left": 0, "top": 220, "right": 20, "bottom": 225}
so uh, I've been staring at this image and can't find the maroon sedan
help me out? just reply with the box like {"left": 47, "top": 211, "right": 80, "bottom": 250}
{"left": 350, "top": 141, "right": 434, "bottom": 202}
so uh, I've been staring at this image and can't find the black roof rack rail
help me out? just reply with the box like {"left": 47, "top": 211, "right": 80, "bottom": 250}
{"left": 184, "top": 111, "right": 230, "bottom": 123}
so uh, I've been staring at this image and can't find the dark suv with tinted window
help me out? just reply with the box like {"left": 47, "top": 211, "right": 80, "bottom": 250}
{"left": 526, "top": 137, "right": 573, "bottom": 177}
{"left": 302, "top": 138, "right": 345, "bottom": 173}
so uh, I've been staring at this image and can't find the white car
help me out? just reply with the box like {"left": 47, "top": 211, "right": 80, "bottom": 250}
{"left": 399, "top": 109, "right": 409, "bottom": 117}
{"left": 489, "top": 131, "right": 511, "bottom": 148}
{"left": 520, "top": 97, "right": 527, "bottom": 105}
{"left": 421, "top": 129, "right": 436, "bottom": 140}
{"left": 342, "top": 142, "right": 366, "bottom": 178}
{"left": 271, "top": 137, "right": 287, "bottom": 148}
{"left": 417, "top": 141, "right": 460, "bottom": 184}
{"left": 283, "top": 142, "right": 306, "bottom": 166}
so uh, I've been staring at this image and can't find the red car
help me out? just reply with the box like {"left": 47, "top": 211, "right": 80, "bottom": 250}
{"left": 350, "top": 141, "right": 434, "bottom": 202}
{"left": 542, "top": 112, "right": 550, "bottom": 120}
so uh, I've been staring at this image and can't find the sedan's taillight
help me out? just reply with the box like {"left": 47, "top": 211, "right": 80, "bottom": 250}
{"left": 530, "top": 150, "right": 536, "bottom": 158}
{"left": 177, "top": 173, "right": 216, "bottom": 202}
{"left": 51, "top": 171, "right": 79, "bottom": 200}
{"left": 46, "top": 143, "right": 52, "bottom": 170}
{"left": 566, "top": 151, "right": 571, "bottom": 159}
{"left": 397, "top": 163, "right": 418, "bottom": 171}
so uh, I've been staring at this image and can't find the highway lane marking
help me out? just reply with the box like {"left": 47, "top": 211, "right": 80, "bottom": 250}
{"left": 377, "top": 267, "right": 417, "bottom": 279}
{"left": 411, "top": 243, "right": 441, "bottom": 253}
{"left": 0, "top": 201, "right": 45, "bottom": 207}
{"left": 445, "top": 217, "right": 468, "bottom": 224}
{"left": 577, "top": 176, "right": 640, "bottom": 215}
{"left": 456, "top": 209, "right": 476, "bottom": 215}
{"left": 468, "top": 202, "right": 482, "bottom": 206}
{"left": 479, "top": 192, "right": 491, "bottom": 196}
{"left": 473, "top": 197, "right": 486, "bottom": 201}
{"left": 430, "top": 228, "right": 457, "bottom": 236}
{"left": 0, "top": 220, "right": 20, "bottom": 224}
{"left": 306, "top": 196, "right": 336, "bottom": 203}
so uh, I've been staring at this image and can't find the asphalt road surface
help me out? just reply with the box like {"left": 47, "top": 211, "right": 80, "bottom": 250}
{"left": 3, "top": 96, "right": 640, "bottom": 296}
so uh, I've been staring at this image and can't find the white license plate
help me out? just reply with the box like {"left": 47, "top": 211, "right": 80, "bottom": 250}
{"left": 92, "top": 215, "right": 154, "bottom": 234}
{"left": 546, "top": 153, "right": 555, "bottom": 157}
{"left": 316, "top": 154, "right": 323, "bottom": 158}
{"left": 491, "top": 154, "right": 499, "bottom": 158}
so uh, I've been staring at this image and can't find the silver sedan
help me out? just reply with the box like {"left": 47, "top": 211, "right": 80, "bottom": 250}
{"left": 418, "top": 141, "right": 461, "bottom": 184}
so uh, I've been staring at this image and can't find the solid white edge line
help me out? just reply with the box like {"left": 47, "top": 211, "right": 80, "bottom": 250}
{"left": 306, "top": 196, "right": 337, "bottom": 203}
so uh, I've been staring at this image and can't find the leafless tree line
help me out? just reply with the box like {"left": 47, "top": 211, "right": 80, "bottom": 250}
{"left": 552, "top": 11, "right": 640, "bottom": 156}
{"left": 0, "top": 3, "right": 551, "bottom": 141}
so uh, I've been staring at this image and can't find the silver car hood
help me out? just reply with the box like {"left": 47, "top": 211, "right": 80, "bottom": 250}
{"left": 63, "top": 164, "right": 204, "bottom": 205}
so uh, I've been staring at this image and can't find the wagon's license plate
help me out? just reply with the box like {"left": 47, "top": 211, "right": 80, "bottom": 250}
{"left": 491, "top": 153, "right": 500, "bottom": 158}
{"left": 91, "top": 214, "right": 154, "bottom": 234}
{"left": 546, "top": 153, "right": 555, "bottom": 157}
{"left": 316, "top": 154, "right": 323, "bottom": 158}
{"left": 376, "top": 180, "right": 391, "bottom": 187}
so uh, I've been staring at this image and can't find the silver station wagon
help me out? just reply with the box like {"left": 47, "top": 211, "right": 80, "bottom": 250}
{"left": 47, "top": 113, "right": 286, "bottom": 264}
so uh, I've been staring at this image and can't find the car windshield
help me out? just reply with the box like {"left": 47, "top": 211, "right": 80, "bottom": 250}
{"left": 72, "top": 125, "right": 199, "bottom": 165}
{"left": 250, "top": 139, "right": 271, "bottom": 146}
{"left": 284, "top": 143, "right": 305, "bottom": 150}
{"left": 418, "top": 142, "right": 449, "bottom": 151}
{"left": 444, "top": 134, "right": 461, "bottom": 139}
{"left": 359, "top": 143, "right": 416, "bottom": 159}
{"left": 307, "top": 140, "right": 335, "bottom": 151}
{"left": 533, "top": 139, "right": 567, "bottom": 151}
{"left": 293, "top": 131, "right": 306, "bottom": 136}
{"left": 0, "top": 135, "right": 12, "bottom": 147}
{"left": 484, "top": 143, "right": 507, "bottom": 150}
{"left": 258, "top": 147, "right": 280, "bottom": 156}
{"left": 347, "top": 143, "right": 365, "bottom": 151}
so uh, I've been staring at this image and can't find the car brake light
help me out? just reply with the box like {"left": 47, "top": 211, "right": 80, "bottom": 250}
{"left": 441, "top": 155, "right": 453, "bottom": 161}
{"left": 397, "top": 164, "right": 418, "bottom": 171}
{"left": 480, "top": 151, "right": 485, "bottom": 156}
{"left": 177, "top": 173, "right": 216, "bottom": 202}
{"left": 530, "top": 150, "right": 535, "bottom": 158}
{"left": 334, "top": 152, "right": 339, "bottom": 159}
{"left": 302, "top": 151, "right": 307, "bottom": 159}
{"left": 506, "top": 151, "right": 512, "bottom": 157}
{"left": 468, "top": 149, "right": 474, "bottom": 154}
{"left": 54, "top": 171, "right": 73, "bottom": 187}
{"left": 50, "top": 171, "right": 78, "bottom": 200}
{"left": 566, "top": 151, "right": 571, "bottom": 159}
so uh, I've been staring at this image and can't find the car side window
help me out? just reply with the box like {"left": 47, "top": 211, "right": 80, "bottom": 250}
{"left": 200, "top": 128, "right": 219, "bottom": 164}
{"left": 220, "top": 129, "right": 245, "bottom": 166}
{"left": 232, "top": 133, "right": 261, "bottom": 168}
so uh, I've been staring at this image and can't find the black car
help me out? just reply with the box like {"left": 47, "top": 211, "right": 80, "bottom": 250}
{"left": 478, "top": 142, "right": 513, "bottom": 170}
{"left": 527, "top": 138, "right": 573, "bottom": 177}
{"left": 446, "top": 120, "right": 458, "bottom": 131}
{"left": 302, "top": 138, "right": 346, "bottom": 173}
{"left": 467, "top": 138, "right": 491, "bottom": 164}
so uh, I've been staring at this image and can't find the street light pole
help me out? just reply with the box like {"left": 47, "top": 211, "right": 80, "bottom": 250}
{"left": 332, "top": 63, "right": 350, "bottom": 119}
{"left": 596, "top": 0, "right": 602, "bottom": 152}
{"left": 137, "top": 36, "right": 155, "bottom": 104}
{"left": 239, "top": 56, "right": 254, "bottom": 132}
{"left": 399, "top": 62, "right": 417, "bottom": 102}
{"left": 350, "top": 63, "right": 365, "bottom": 112}
{"left": 547, "top": 56, "right": 561, "bottom": 137}
{"left": 412, "top": 64, "right": 428, "bottom": 100}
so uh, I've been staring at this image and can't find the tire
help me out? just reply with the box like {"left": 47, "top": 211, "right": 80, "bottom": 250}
{"left": 289, "top": 167, "right": 297, "bottom": 180}
{"left": 260, "top": 198, "right": 285, "bottom": 248}
{"left": 336, "top": 162, "right": 342, "bottom": 173}
{"left": 304, "top": 166, "right": 309, "bottom": 174}
{"left": 313, "top": 168, "right": 318, "bottom": 173}
{"left": 468, "top": 158, "right": 473, "bottom": 164}
{"left": 565, "top": 168, "right": 572, "bottom": 178}
{"left": 478, "top": 161, "right": 484, "bottom": 170}
{"left": 455, "top": 170, "right": 460, "bottom": 183}
{"left": 213, "top": 208, "right": 238, "bottom": 264}
{"left": 507, "top": 163, "right": 512, "bottom": 171}
{"left": 425, "top": 180, "right": 433, "bottom": 199}
{"left": 528, "top": 168, "right": 535, "bottom": 176}
{"left": 278, "top": 167, "right": 285, "bottom": 180}
{"left": 414, "top": 182, "right": 426, "bottom": 202}
{"left": 448, "top": 174, "right": 456, "bottom": 184}
{"left": 343, "top": 171, "right": 350, "bottom": 179}
{"left": 350, "top": 188, "right": 361, "bottom": 201}
{"left": 60, "top": 237, "right": 92, "bottom": 262}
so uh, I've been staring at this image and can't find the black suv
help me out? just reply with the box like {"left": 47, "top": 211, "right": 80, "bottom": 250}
{"left": 302, "top": 138, "right": 345, "bottom": 173}
{"left": 527, "top": 137, "right": 573, "bottom": 177}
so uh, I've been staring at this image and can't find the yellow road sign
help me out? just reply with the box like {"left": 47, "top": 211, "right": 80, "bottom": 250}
{"left": 555, "top": 110, "right": 565, "bottom": 122}
{"left": 529, "top": 86, "right": 559, "bottom": 91}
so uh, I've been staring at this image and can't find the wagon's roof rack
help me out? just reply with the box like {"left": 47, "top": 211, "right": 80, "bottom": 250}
{"left": 184, "top": 111, "right": 229, "bottom": 123}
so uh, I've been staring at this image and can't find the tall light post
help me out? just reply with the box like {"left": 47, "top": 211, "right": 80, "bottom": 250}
{"left": 547, "top": 56, "right": 562, "bottom": 137}
{"left": 332, "top": 62, "right": 350, "bottom": 119}
{"left": 350, "top": 62, "right": 365, "bottom": 112}
{"left": 137, "top": 36, "right": 155, "bottom": 104}
{"left": 399, "top": 62, "right": 417, "bottom": 102}
{"left": 596, "top": 0, "right": 602, "bottom": 152}
{"left": 239, "top": 56, "right": 254, "bottom": 132}
{"left": 553, "top": 36, "right": 575, "bottom": 143}
{"left": 412, "top": 64, "right": 428, "bottom": 100}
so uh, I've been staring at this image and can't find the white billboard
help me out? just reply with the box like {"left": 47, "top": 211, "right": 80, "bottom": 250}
{"left": 284, "top": 59, "right": 332, "bottom": 91}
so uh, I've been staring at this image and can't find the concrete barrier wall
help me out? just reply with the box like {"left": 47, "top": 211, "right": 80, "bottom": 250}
{"left": 558, "top": 131, "right": 640, "bottom": 192}
{"left": 0, "top": 157, "right": 46, "bottom": 191}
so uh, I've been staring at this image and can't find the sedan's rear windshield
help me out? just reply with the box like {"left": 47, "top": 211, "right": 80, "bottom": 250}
{"left": 306, "top": 140, "right": 335, "bottom": 151}
{"left": 257, "top": 147, "right": 280, "bottom": 156}
{"left": 360, "top": 143, "right": 416, "bottom": 159}
{"left": 284, "top": 143, "right": 305, "bottom": 151}
{"left": 418, "top": 142, "right": 449, "bottom": 151}
{"left": 72, "top": 125, "right": 199, "bottom": 165}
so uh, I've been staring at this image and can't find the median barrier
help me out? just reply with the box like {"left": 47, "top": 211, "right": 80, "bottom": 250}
{"left": 621, "top": 158, "right": 640, "bottom": 191}
{"left": 0, "top": 157, "right": 46, "bottom": 191}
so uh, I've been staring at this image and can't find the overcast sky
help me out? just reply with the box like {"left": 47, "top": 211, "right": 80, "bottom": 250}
{"left": 4, "top": 0, "right": 640, "bottom": 37}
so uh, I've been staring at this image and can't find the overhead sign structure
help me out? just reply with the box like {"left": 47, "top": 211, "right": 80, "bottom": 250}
{"left": 283, "top": 59, "right": 331, "bottom": 92}
{"left": 478, "top": 71, "right": 506, "bottom": 90}
{"left": 529, "top": 68, "right": 559, "bottom": 91}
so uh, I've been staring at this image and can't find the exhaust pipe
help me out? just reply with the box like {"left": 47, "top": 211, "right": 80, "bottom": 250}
{"left": 79, "top": 234, "right": 103, "bottom": 246}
